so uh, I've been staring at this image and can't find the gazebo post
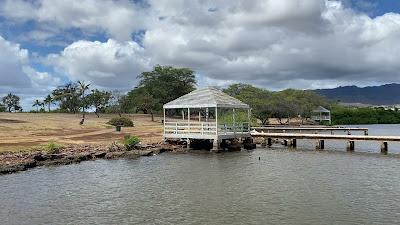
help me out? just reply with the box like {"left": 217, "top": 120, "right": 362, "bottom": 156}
{"left": 212, "top": 106, "right": 220, "bottom": 152}
{"left": 163, "top": 108, "right": 166, "bottom": 136}
{"left": 188, "top": 108, "right": 190, "bottom": 130}
{"left": 198, "top": 110, "right": 201, "bottom": 122}
{"left": 232, "top": 108, "right": 236, "bottom": 134}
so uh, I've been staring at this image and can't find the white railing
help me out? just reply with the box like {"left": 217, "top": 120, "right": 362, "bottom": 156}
{"left": 164, "top": 122, "right": 218, "bottom": 135}
{"left": 164, "top": 121, "right": 250, "bottom": 136}
{"left": 312, "top": 116, "right": 331, "bottom": 121}
{"left": 218, "top": 122, "right": 250, "bottom": 134}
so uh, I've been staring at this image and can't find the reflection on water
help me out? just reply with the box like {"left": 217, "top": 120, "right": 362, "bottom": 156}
{"left": 1, "top": 150, "right": 400, "bottom": 225}
{"left": 1, "top": 124, "right": 400, "bottom": 225}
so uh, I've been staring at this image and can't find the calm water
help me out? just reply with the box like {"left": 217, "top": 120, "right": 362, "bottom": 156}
{"left": 1, "top": 125, "right": 400, "bottom": 225}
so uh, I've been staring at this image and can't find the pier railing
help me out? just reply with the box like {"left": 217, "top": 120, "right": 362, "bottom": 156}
{"left": 164, "top": 122, "right": 250, "bottom": 136}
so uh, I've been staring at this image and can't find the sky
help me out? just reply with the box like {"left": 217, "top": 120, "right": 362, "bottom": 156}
{"left": 0, "top": 0, "right": 400, "bottom": 110}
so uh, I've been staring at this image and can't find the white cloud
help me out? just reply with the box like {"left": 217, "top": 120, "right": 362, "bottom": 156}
{"left": 2, "top": 0, "right": 400, "bottom": 94}
{"left": 48, "top": 39, "right": 150, "bottom": 89}
{"left": 0, "top": 36, "right": 61, "bottom": 109}
{"left": 0, "top": 0, "right": 145, "bottom": 41}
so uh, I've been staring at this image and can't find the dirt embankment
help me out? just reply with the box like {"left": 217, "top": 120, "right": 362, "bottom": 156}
{"left": 0, "top": 143, "right": 185, "bottom": 175}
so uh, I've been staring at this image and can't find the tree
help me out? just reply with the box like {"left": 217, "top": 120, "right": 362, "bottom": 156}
{"left": 32, "top": 99, "right": 43, "bottom": 112}
{"left": 122, "top": 65, "right": 197, "bottom": 119}
{"left": 87, "top": 89, "right": 112, "bottom": 117}
{"left": 43, "top": 95, "right": 54, "bottom": 112}
{"left": 0, "top": 103, "right": 5, "bottom": 112}
{"left": 2, "top": 93, "right": 21, "bottom": 112}
{"left": 136, "top": 65, "right": 196, "bottom": 107}
{"left": 78, "top": 81, "right": 90, "bottom": 119}
{"left": 129, "top": 87, "right": 157, "bottom": 121}
{"left": 52, "top": 83, "right": 81, "bottom": 113}
{"left": 224, "top": 84, "right": 273, "bottom": 125}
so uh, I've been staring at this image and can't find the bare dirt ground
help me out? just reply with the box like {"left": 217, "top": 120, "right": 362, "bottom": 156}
{"left": 0, "top": 113, "right": 163, "bottom": 152}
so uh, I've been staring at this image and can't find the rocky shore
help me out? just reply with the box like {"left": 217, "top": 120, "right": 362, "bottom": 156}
{"left": 0, "top": 143, "right": 185, "bottom": 175}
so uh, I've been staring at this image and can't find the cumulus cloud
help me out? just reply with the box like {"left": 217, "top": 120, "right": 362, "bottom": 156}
{"left": 2, "top": 0, "right": 400, "bottom": 96}
{"left": 0, "top": 36, "right": 61, "bottom": 109}
{"left": 0, "top": 0, "right": 145, "bottom": 41}
{"left": 48, "top": 39, "right": 150, "bottom": 89}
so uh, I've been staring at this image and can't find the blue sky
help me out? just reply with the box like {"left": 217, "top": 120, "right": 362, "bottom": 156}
{"left": 1, "top": 0, "right": 400, "bottom": 110}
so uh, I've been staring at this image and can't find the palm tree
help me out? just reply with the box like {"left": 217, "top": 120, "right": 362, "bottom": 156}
{"left": 44, "top": 95, "right": 53, "bottom": 112}
{"left": 32, "top": 99, "right": 42, "bottom": 112}
{"left": 78, "top": 81, "right": 90, "bottom": 119}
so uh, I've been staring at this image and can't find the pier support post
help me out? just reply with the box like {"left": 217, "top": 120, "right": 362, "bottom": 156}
{"left": 316, "top": 140, "right": 324, "bottom": 150}
{"left": 283, "top": 139, "right": 288, "bottom": 146}
{"left": 211, "top": 139, "right": 221, "bottom": 153}
{"left": 291, "top": 139, "right": 297, "bottom": 148}
{"left": 381, "top": 142, "right": 388, "bottom": 154}
{"left": 267, "top": 138, "right": 272, "bottom": 147}
{"left": 364, "top": 130, "right": 369, "bottom": 136}
{"left": 347, "top": 141, "right": 355, "bottom": 152}
{"left": 261, "top": 138, "right": 267, "bottom": 147}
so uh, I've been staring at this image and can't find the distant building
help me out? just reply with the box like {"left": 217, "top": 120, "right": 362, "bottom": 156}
{"left": 312, "top": 106, "right": 331, "bottom": 124}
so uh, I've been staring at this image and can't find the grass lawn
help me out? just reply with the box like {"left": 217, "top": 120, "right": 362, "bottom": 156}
{"left": 0, "top": 113, "right": 163, "bottom": 153}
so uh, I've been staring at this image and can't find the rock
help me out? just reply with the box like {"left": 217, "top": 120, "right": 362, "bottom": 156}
{"left": 94, "top": 152, "right": 107, "bottom": 158}
{"left": 32, "top": 153, "right": 48, "bottom": 161}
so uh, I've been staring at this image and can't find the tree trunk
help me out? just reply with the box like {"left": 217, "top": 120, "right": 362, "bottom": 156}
{"left": 95, "top": 108, "right": 100, "bottom": 118}
{"left": 48, "top": 103, "right": 50, "bottom": 112}
{"left": 151, "top": 111, "right": 154, "bottom": 122}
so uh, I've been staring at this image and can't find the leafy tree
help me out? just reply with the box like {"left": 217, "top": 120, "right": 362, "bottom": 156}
{"left": 2, "top": 93, "right": 21, "bottom": 112}
{"left": 122, "top": 65, "right": 197, "bottom": 119}
{"left": 43, "top": 95, "right": 54, "bottom": 112}
{"left": 32, "top": 99, "right": 44, "bottom": 112}
{"left": 52, "top": 83, "right": 81, "bottom": 113}
{"left": 129, "top": 87, "right": 157, "bottom": 121}
{"left": 87, "top": 89, "right": 112, "bottom": 117}
{"left": 224, "top": 84, "right": 273, "bottom": 125}
{"left": 0, "top": 103, "right": 5, "bottom": 112}
{"left": 136, "top": 65, "right": 196, "bottom": 107}
{"left": 78, "top": 81, "right": 90, "bottom": 119}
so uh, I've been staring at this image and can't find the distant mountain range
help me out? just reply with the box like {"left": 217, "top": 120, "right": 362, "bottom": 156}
{"left": 314, "top": 83, "right": 400, "bottom": 105}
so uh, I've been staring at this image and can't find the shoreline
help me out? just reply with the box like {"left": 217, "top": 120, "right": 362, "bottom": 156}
{"left": 0, "top": 143, "right": 185, "bottom": 175}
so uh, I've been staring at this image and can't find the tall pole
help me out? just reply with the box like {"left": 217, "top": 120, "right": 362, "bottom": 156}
{"left": 215, "top": 107, "right": 218, "bottom": 136}
{"left": 163, "top": 108, "right": 166, "bottom": 136}
{"left": 188, "top": 108, "right": 190, "bottom": 131}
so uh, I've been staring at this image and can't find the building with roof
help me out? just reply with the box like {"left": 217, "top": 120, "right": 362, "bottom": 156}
{"left": 163, "top": 87, "right": 252, "bottom": 151}
{"left": 311, "top": 106, "right": 331, "bottom": 124}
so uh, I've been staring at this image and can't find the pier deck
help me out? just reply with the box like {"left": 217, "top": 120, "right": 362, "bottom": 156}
{"left": 251, "top": 131, "right": 400, "bottom": 153}
{"left": 252, "top": 127, "right": 369, "bottom": 135}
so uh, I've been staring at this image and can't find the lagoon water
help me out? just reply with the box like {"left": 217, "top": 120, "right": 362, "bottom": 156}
{"left": 1, "top": 125, "right": 400, "bottom": 225}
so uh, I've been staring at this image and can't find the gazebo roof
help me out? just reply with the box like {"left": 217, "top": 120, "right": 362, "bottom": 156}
{"left": 313, "top": 106, "right": 330, "bottom": 113}
{"left": 163, "top": 87, "right": 250, "bottom": 109}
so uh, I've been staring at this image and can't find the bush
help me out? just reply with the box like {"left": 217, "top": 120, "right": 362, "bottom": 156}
{"left": 123, "top": 135, "right": 140, "bottom": 150}
{"left": 44, "top": 141, "right": 64, "bottom": 154}
{"left": 107, "top": 117, "right": 134, "bottom": 127}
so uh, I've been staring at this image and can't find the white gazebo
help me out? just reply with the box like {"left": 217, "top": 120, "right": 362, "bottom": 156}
{"left": 163, "top": 87, "right": 251, "bottom": 150}
{"left": 312, "top": 106, "right": 331, "bottom": 124}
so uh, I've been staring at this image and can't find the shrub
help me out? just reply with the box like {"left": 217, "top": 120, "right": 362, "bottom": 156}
{"left": 123, "top": 135, "right": 140, "bottom": 150}
{"left": 107, "top": 117, "right": 134, "bottom": 127}
{"left": 44, "top": 141, "right": 64, "bottom": 154}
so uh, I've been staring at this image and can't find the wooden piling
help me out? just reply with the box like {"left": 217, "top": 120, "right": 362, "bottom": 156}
{"left": 316, "top": 140, "right": 324, "bottom": 150}
{"left": 381, "top": 142, "right": 388, "bottom": 154}
{"left": 261, "top": 138, "right": 267, "bottom": 147}
{"left": 267, "top": 138, "right": 272, "bottom": 147}
{"left": 292, "top": 139, "right": 297, "bottom": 148}
{"left": 347, "top": 141, "right": 355, "bottom": 152}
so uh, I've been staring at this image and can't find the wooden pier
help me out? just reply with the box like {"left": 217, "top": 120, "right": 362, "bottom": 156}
{"left": 251, "top": 132, "right": 400, "bottom": 154}
{"left": 252, "top": 127, "right": 369, "bottom": 135}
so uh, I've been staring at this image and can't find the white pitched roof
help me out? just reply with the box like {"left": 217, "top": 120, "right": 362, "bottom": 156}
{"left": 163, "top": 87, "right": 250, "bottom": 109}
{"left": 313, "top": 106, "right": 330, "bottom": 113}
